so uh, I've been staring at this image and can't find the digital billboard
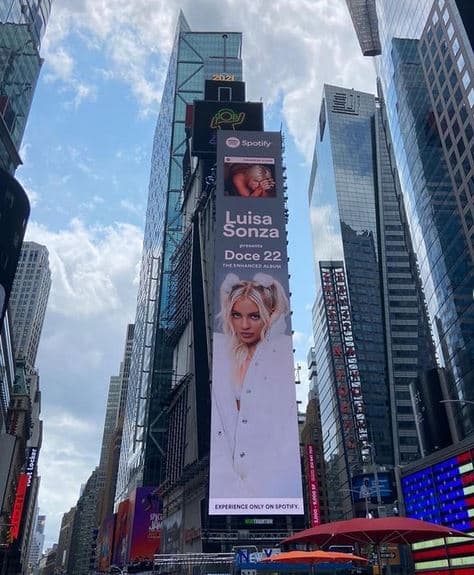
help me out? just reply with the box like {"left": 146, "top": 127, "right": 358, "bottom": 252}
{"left": 306, "top": 445, "right": 321, "bottom": 526}
{"left": 97, "top": 515, "right": 115, "bottom": 572}
{"left": 209, "top": 131, "right": 303, "bottom": 516}
{"left": 351, "top": 472, "right": 395, "bottom": 504}
{"left": 320, "top": 263, "right": 370, "bottom": 468}
{"left": 129, "top": 487, "right": 162, "bottom": 562}
{"left": 113, "top": 499, "right": 130, "bottom": 567}
{"left": 192, "top": 101, "right": 263, "bottom": 157}
{"left": 10, "top": 473, "right": 28, "bottom": 541}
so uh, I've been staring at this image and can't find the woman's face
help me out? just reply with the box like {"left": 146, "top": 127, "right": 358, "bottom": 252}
{"left": 231, "top": 296, "right": 264, "bottom": 346}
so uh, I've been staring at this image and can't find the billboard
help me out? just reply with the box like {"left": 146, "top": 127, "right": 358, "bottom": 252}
{"left": 113, "top": 499, "right": 130, "bottom": 567}
{"left": 209, "top": 131, "right": 303, "bottom": 515}
{"left": 306, "top": 445, "right": 321, "bottom": 526}
{"left": 10, "top": 473, "right": 28, "bottom": 540}
{"left": 192, "top": 101, "right": 263, "bottom": 157}
{"left": 351, "top": 472, "right": 395, "bottom": 504}
{"left": 320, "top": 263, "right": 370, "bottom": 468}
{"left": 97, "top": 515, "right": 115, "bottom": 572}
{"left": 129, "top": 487, "right": 162, "bottom": 562}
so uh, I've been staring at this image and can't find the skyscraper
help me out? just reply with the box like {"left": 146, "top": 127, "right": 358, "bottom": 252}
{"left": 349, "top": 0, "right": 474, "bottom": 442}
{"left": 116, "top": 13, "right": 243, "bottom": 504}
{"left": 309, "top": 84, "right": 440, "bottom": 519}
{"left": 0, "top": 0, "right": 52, "bottom": 173}
{"left": 9, "top": 241, "right": 51, "bottom": 371}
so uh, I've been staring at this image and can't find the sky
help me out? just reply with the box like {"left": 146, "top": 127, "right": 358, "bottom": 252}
{"left": 15, "top": 0, "right": 375, "bottom": 549}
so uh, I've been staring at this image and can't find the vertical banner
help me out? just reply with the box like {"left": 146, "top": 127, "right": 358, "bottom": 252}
{"left": 129, "top": 487, "right": 162, "bottom": 562}
{"left": 306, "top": 445, "right": 321, "bottom": 526}
{"left": 209, "top": 130, "right": 303, "bottom": 515}
{"left": 10, "top": 473, "right": 28, "bottom": 540}
{"left": 320, "top": 263, "right": 370, "bottom": 468}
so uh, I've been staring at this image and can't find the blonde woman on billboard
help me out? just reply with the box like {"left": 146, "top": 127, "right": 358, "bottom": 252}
{"left": 210, "top": 272, "right": 303, "bottom": 503}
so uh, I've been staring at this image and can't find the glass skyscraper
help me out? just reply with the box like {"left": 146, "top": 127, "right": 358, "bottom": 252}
{"left": 350, "top": 0, "right": 474, "bottom": 440}
{"left": 309, "top": 84, "right": 439, "bottom": 519}
{"left": 116, "top": 13, "right": 243, "bottom": 505}
{"left": 0, "top": 0, "right": 52, "bottom": 172}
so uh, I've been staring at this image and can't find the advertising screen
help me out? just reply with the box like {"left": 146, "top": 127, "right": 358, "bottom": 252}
{"left": 306, "top": 444, "right": 321, "bottom": 526}
{"left": 351, "top": 472, "right": 394, "bottom": 504}
{"left": 97, "top": 515, "right": 115, "bottom": 572}
{"left": 192, "top": 101, "right": 263, "bottom": 157}
{"left": 209, "top": 131, "right": 303, "bottom": 516}
{"left": 10, "top": 473, "right": 28, "bottom": 540}
{"left": 129, "top": 487, "right": 162, "bottom": 562}
{"left": 113, "top": 499, "right": 130, "bottom": 567}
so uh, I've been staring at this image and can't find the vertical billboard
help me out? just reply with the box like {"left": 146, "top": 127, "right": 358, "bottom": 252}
{"left": 113, "top": 499, "right": 130, "bottom": 567}
{"left": 129, "top": 487, "right": 162, "bottom": 562}
{"left": 306, "top": 445, "right": 321, "bottom": 526}
{"left": 97, "top": 515, "right": 116, "bottom": 572}
{"left": 320, "top": 263, "right": 370, "bottom": 469}
{"left": 209, "top": 130, "right": 303, "bottom": 515}
{"left": 10, "top": 473, "right": 28, "bottom": 540}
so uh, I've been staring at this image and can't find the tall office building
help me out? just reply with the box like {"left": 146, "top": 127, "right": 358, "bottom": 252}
{"left": 0, "top": 0, "right": 52, "bottom": 173}
{"left": 28, "top": 512, "right": 45, "bottom": 574}
{"left": 116, "top": 13, "right": 243, "bottom": 504}
{"left": 309, "top": 84, "right": 441, "bottom": 519}
{"left": 349, "top": 0, "right": 474, "bottom": 442}
{"left": 97, "top": 324, "right": 134, "bottom": 525}
{"left": 9, "top": 241, "right": 51, "bottom": 371}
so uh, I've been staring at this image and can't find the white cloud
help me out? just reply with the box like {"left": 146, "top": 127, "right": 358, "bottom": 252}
{"left": 43, "top": 0, "right": 375, "bottom": 155}
{"left": 25, "top": 219, "right": 143, "bottom": 545}
{"left": 310, "top": 204, "right": 345, "bottom": 263}
{"left": 26, "top": 219, "right": 142, "bottom": 317}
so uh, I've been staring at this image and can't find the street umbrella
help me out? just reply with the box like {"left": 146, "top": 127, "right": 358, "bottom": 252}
{"left": 281, "top": 517, "right": 472, "bottom": 547}
{"left": 261, "top": 550, "right": 368, "bottom": 564}
{"left": 281, "top": 517, "right": 473, "bottom": 572}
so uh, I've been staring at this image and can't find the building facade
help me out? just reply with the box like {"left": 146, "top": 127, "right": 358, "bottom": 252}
{"left": 9, "top": 242, "right": 51, "bottom": 372}
{"left": 116, "top": 12, "right": 243, "bottom": 504}
{"left": 309, "top": 84, "right": 441, "bottom": 520}
{"left": 0, "top": 0, "right": 52, "bottom": 173}
{"left": 350, "top": 0, "right": 474, "bottom": 443}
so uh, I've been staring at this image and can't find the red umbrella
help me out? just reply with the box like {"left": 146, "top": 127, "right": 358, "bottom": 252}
{"left": 282, "top": 517, "right": 471, "bottom": 547}
{"left": 281, "top": 517, "right": 473, "bottom": 573}
{"left": 261, "top": 550, "right": 368, "bottom": 564}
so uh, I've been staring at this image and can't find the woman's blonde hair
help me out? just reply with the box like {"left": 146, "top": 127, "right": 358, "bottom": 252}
{"left": 219, "top": 273, "right": 289, "bottom": 370}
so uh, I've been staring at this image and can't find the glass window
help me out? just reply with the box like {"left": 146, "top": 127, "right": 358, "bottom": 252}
{"left": 441, "top": 117, "right": 448, "bottom": 133}
{"left": 450, "top": 151, "right": 458, "bottom": 169}
{"left": 469, "top": 89, "right": 474, "bottom": 108}
{"left": 453, "top": 120, "right": 460, "bottom": 138}
{"left": 454, "top": 87, "right": 463, "bottom": 104}
{"left": 443, "top": 85, "right": 450, "bottom": 103}
{"left": 448, "top": 102, "right": 455, "bottom": 119}
{"left": 463, "top": 156, "right": 471, "bottom": 176}
{"left": 463, "top": 71, "right": 471, "bottom": 90}
{"left": 442, "top": 8, "right": 449, "bottom": 23}
{"left": 445, "top": 53, "right": 453, "bottom": 70}
{"left": 438, "top": 0, "right": 445, "bottom": 9}
{"left": 457, "top": 53, "right": 465, "bottom": 73}
{"left": 460, "top": 105, "right": 468, "bottom": 123}
{"left": 457, "top": 138, "right": 466, "bottom": 157}
{"left": 453, "top": 38, "right": 460, "bottom": 55}
{"left": 465, "top": 123, "right": 473, "bottom": 143}
{"left": 432, "top": 11, "right": 439, "bottom": 25}
{"left": 460, "top": 190, "right": 468, "bottom": 208}
{"left": 445, "top": 134, "right": 453, "bottom": 150}
{"left": 449, "top": 71, "right": 457, "bottom": 88}
{"left": 447, "top": 23, "right": 454, "bottom": 39}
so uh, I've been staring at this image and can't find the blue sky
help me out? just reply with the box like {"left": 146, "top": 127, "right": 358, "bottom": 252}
{"left": 15, "top": 0, "right": 375, "bottom": 548}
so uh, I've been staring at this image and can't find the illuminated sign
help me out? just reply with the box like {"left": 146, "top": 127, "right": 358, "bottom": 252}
{"left": 209, "top": 131, "right": 303, "bottom": 515}
{"left": 212, "top": 73, "right": 235, "bottom": 81}
{"left": 192, "top": 101, "right": 263, "bottom": 157}
{"left": 25, "top": 447, "right": 38, "bottom": 488}
{"left": 210, "top": 108, "right": 245, "bottom": 129}
{"left": 402, "top": 448, "right": 474, "bottom": 573}
{"left": 306, "top": 444, "right": 321, "bottom": 526}
{"left": 10, "top": 473, "right": 28, "bottom": 540}
{"left": 320, "top": 264, "right": 370, "bottom": 468}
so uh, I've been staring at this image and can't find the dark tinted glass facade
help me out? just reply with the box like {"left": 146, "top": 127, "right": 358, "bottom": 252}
{"left": 116, "top": 14, "right": 243, "bottom": 504}
{"left": 309, "top": 85, "right": 440, "bottom": 518}
{"left": 373, "top": 0, "right": 474, "bottom": 440}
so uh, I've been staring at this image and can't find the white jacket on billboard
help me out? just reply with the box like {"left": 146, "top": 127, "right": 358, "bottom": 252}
{"left": 209, "top": 272, "right": 303, "bottom": 511}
